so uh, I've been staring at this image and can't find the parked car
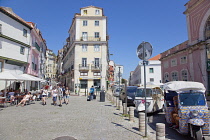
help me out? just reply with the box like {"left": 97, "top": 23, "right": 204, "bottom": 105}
{"left": 120, "top": 86, "right": 138, "bottom": 106}
{"left": 113, "top": 87, "right": 122, "bottom": 97}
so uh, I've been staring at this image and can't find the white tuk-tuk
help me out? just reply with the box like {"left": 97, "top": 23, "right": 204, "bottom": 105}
{"left": 133, "top": 85, "right": 164, "bottom": 113}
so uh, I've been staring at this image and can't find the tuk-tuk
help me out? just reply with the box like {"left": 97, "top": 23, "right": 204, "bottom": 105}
{"left": 133, "top": 85, "right": 164, "bottom": 113}
{"left": 164, "top": 81, "right": 209, "bottom": 139}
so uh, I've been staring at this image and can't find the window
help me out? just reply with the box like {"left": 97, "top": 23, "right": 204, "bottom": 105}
{"left": 149, "top": 68, "right": 154, "bottom": 73}
{"left": 20, "top": 46, "right": 25, "bottom": 54}
{"left": 95, "top": 21, "right": 99, "bottom": 26}
{"left": 94, "top": 44, "right": 100, "bottom": 52}
{"left": 94, "top": 58, "right": 100, "bottom": 67}
{"left": 150, "top": 78, "right": 154, "bottom": 82}
{"left": 205, "top": 16, "right": 210, "bottom": 40}
{"left": 83, "top": 10, "right": 87, "bottom": 15}
{"left": 80, "top": 72, "right": 88, "bottom": 76}
{"left": 80, "top": 80, "right": 88, "bottom": 89}
{"left": 164, "top": 61, "right": 169, "bottom": 68}
{"left": 95, "top": 9, "right": 100, "bottom": 15}
{"left": 0, "top": 61, "right": 2, "bottom": 72}
{"left": 171, "top": 71, "right": 178, "bottom": 81}
{"left": 82, "top": 58, "right": 87, "bottom": 67}
{"left": 181, "top": 70, "right": 188, "bottom": 81}
{"left": 32, "top": 55, "right": 37, "bottom": 71}
{"left": 95, "top": 32, "right": 99, "bottom": 38}
{"left": 180, "top": 56, "right": 187, "bottom": 64}
{"left": 83, "top": 20, "right": 88, "bottom": 26}
{"left": 23, "top": 29, "right": 27, "bottom": 37}
{"left": 164, "top": 73, "right": 169, "bottom": 82}
{"left": 171, "top": 59, "right": 177, "bottom": 67}
{"left": 82, "top": 32, "right": 88, "bottom": 41}
{"left": 94, "top": 72, "right": 101, "bottom": 76}
{"left": 82, "top": 44, "right": 88, "bottom": 52}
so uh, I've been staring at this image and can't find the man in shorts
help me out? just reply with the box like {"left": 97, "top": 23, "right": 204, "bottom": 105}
{"left": 57, "top": 85, "right": 63, "bottom": 107}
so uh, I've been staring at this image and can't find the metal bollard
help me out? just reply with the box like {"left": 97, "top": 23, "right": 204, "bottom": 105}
{"left": 116, "top": 97, "right": 118, "bottom": 107}
{"left": 156, "top": 123, "right": 165, "bottom": 140}
{"left": 119, "top": 100, "right": 122, "bottom": 111}
{"left": 129, "top": 107, "right": 134, "bottom": 122}
{"left": 123, "top": 103, "right": 127, "bottom": 115}
{"left": 139, "top": 112, "right": 145, "bottom": 133}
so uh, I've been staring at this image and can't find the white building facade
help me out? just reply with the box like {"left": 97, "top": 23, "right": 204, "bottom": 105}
{"left": 130, "top": 54, "right": 162, "bottom": 86}
{"left": 0, "top": 7, "right": 32, "bottom": 90}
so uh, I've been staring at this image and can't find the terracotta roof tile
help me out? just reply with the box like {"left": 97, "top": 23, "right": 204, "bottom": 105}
{"left": 148, "top": 54, "right": 160, "bottom": 60}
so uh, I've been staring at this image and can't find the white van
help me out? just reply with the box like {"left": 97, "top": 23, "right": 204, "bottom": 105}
{"left": 133, "top": 85, "right": 164, "bottom": 113}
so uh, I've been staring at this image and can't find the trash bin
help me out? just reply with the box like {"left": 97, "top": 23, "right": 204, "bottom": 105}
{"left": 100, "top": 90, "right": 105, "bottom": 102}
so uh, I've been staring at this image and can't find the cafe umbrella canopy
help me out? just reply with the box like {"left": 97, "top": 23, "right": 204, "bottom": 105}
{"left": 0, "top": 71, "right": 44, "bottom": 96}
{"left": 19, "top": 74, "right": 45, "bottom": 90}
{"left": 0, "top": 71, "right": 26, "bottom": 97}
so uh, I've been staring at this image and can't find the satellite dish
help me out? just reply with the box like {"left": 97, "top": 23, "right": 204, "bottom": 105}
{"left": 137, "top": 42, "right": 153, "bottom": 61}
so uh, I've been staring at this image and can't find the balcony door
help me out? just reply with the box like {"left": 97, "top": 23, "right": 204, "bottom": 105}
{"left": 82, "top": 32, "right": 88, "bottom": 41}
{"left": 94, "top": 58, "right": 100, "bottom": 67}
{"left": 82, "top": 58, "right": 87, "bottom": 67}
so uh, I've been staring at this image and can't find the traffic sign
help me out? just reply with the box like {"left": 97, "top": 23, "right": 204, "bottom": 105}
{"left": 137, "top": 42, "right": 153, "bottom": 60}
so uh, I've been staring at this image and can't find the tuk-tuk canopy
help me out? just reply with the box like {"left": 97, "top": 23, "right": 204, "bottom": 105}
{"left": 163, "top": 81, "right": 206, "bottom": 92}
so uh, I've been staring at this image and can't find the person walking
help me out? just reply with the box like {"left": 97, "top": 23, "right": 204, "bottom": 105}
{"left": 57, "top": 85, "right": 63, "bottom": 107}
{"left": 62, "top": 86, "right": 66, "bottom": 104}
{"left": 65, "top": 87, "right": 70, "bottom": 105}
{"left": 89, "top": 86, "right": 95, "bottom": 100}
{"left": 42, "top": 87, "right": 48, "bottom": 105}
{"left": 52, "top": 86, "right": 58, "bottom": 106}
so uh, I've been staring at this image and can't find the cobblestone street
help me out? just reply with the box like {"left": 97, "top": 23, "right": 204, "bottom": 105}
{"left": 0, "top": 94, "right": 156, "bottom": 140}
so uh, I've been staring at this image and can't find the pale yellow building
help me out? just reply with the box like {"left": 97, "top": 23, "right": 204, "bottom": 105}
{"left": 62, "top": 6, "right": 109, "bottom": 93}
{"left": 45, "top": 49, "right": 57, "bottom": 83}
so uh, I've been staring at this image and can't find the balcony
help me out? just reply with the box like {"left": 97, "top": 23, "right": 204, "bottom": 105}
{"left": 80, "top": 36, "right": 101, "bottom": 41}
{"left": 79, "top": 64, "right": 89, "bottom": 71}
{"left": 35, "top": 42, "right": 40, "bottom": 51}
{"left": 91, "top": 64, "right": 101, "bottom": 71}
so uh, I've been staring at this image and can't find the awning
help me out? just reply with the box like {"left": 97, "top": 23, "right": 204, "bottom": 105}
{"left": 19, "top": 74, "right": 44, "bottom": 81}
{"left": 0, "top": 71, "right": 26, "bottom": 81}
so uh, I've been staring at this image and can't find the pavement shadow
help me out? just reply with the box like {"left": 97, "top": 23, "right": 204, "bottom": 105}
{"left": 104, "top": 104, "right": 113, "bottom": 107}
{"left": 111, "top": 122, "right": 144, "bottom": 137}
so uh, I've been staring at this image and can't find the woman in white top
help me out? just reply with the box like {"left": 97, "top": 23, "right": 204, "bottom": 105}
{"left": 52, "top": 86, "right": 58, "bottom": 106}
{"left": 42, "top": 88, "right": 48, "bottom": 105}
{"left": 16, "top": 92, "right": 31, "bottom": 107}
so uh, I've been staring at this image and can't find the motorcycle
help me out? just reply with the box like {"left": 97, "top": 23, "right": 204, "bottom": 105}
{"left": 164, "top": 81, "right": 209, "bottom": 140}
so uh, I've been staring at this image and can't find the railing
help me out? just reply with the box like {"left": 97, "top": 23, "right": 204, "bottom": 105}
{"left": 80, "top": 36, "right": 101, "bottom": 41}
{"left": 35, "top": 42, "right": 40, "bottom": 51}
{"left": 91, "top": 64, "right": 101, "bottom": 71}
{"left": 79, "top": 64, "right": 89, "bottom": 71}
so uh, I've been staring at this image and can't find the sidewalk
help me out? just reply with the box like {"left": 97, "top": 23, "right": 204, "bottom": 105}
{"left": 0, "top": 94, "right": 156, "bottom": 140}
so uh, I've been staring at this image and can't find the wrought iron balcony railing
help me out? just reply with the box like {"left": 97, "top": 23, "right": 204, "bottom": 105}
{"left": 79, "top": 64, "right": 89, "bottom": 71}
{"left": 91, "top": 64, "right": 101, "bottom": 71}
{"left": 80, "top": 36, "right": 101, "bottom": 41}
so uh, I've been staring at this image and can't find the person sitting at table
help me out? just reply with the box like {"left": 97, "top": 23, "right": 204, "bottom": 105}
{"left": 8, "top": 90, "right": 15, "bottom": 103}
{"left": 16, "top": 92, "right": 31, "bottom": 107}
{"left": 0, "top": 90, "right": 4, "bottom": 96}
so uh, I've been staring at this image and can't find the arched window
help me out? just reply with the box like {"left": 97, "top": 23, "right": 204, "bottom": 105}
{"left": 205, "top": 16, "right": 210, "bottom": 40}
{"left": 171, "top": 71, "right": 178, "bottom": 81}
{"left": 181, "top": 69, "right": 188, "bottom": 81}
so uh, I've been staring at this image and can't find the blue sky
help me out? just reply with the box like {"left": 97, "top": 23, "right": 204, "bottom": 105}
{"left": 1, "top": 0, "right": 189, "bottom": 79}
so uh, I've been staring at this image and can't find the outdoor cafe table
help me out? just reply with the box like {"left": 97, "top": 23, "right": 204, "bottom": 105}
{"left": 0, "top": 97, "right": 6, "bottom": 107}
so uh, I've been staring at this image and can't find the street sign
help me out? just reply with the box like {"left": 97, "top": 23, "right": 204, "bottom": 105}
{"left": 137, "top": 42, "right": 153, "bottom": 61}
{"left": 136, "top": 41, "right": 153, "bottom": 137}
